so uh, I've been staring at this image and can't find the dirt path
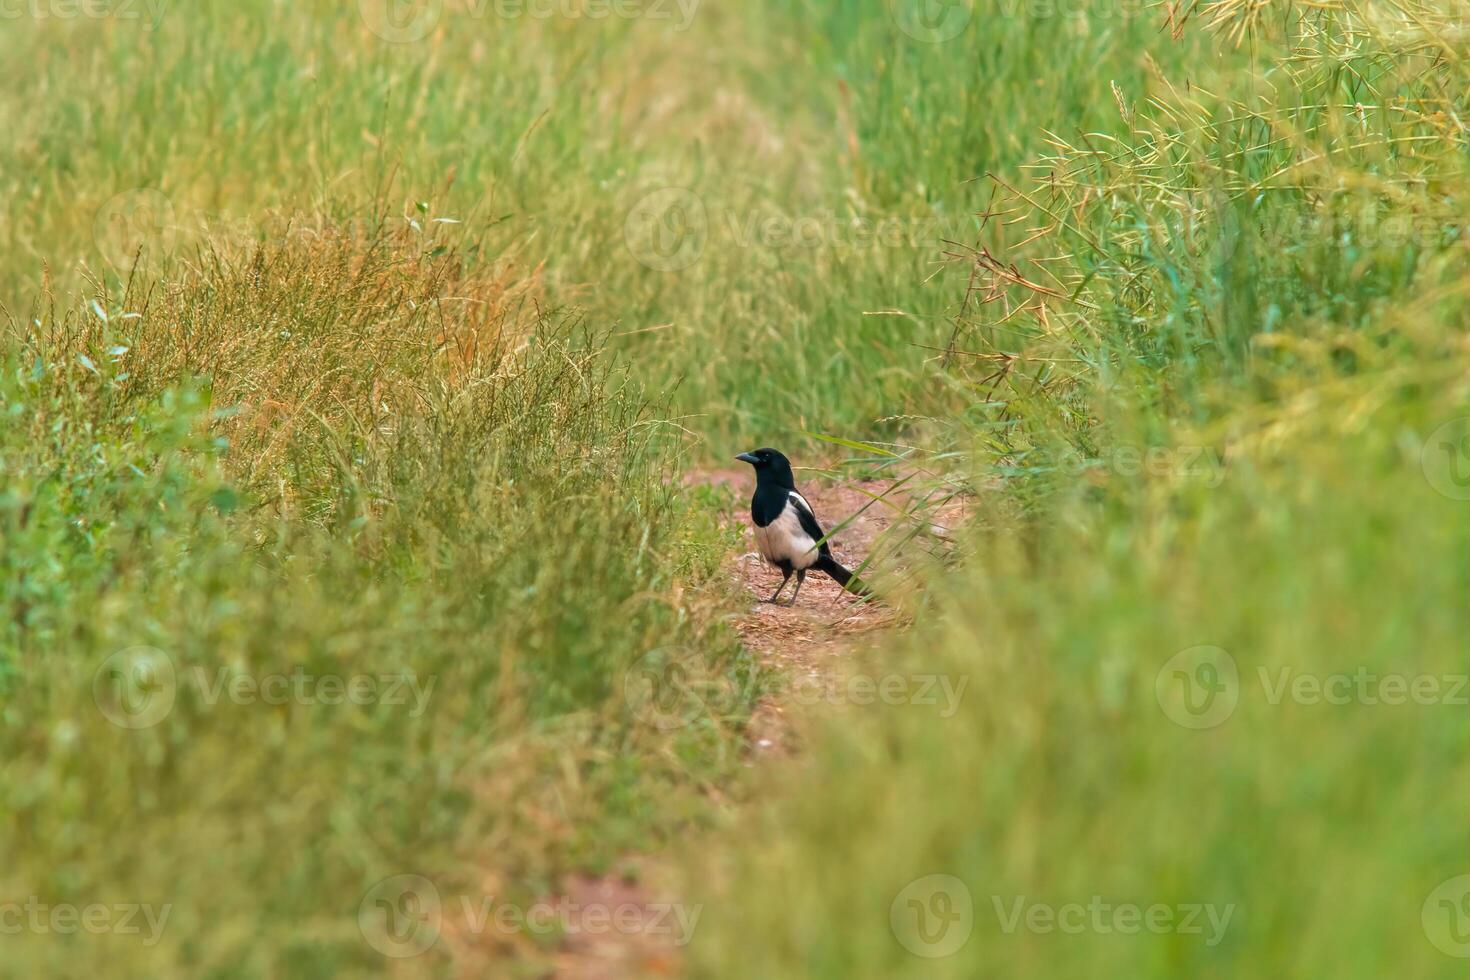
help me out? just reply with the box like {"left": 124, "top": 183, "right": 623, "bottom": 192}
{"left": 533, "top": 466, "right": 902, "bottom": 979}
{"left": 696, "top": 467, "right": 898, "bottom": 757}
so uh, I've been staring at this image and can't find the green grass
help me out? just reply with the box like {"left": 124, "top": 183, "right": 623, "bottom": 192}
{"left": 2, "top": 224, "right": 756, "bottom": 976}
{"left": 1, "top": 0, "right": 1465, "bottom": 976}
{"left": 680, "top": 3, "right": 1470, "bottom": 977}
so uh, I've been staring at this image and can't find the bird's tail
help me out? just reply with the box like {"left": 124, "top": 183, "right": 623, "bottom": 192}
{"left": 815, "top": 554, "right": 871, "bottom": 597}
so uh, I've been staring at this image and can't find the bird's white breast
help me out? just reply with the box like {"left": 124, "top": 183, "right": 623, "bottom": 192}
{"left": 754, "top": 496, "right": 820, "bottom": 570}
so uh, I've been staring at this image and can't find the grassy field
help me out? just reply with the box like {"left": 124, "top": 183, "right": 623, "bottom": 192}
{"left": 1, "top": 0, "right": 1466, "bottom": 976}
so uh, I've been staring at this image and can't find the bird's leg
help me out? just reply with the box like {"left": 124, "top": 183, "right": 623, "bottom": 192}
{"left": 763, "top": 569, "right": 792, "bottom": 603}
{"left": 786, "top": 569, "right": 806, "bottom": 606}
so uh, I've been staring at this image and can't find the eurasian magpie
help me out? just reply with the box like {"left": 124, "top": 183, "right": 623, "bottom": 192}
{"left": 735, "top": 448, "right": 863, "bottom": 606}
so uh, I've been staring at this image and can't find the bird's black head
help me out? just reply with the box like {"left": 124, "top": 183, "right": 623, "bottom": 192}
{"left": 735, "top": 447, "right": 795, "bottom": 488}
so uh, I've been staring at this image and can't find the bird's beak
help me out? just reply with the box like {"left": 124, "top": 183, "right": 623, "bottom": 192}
{"left": 735, "top": 452, "right": 759, "bottom": 465}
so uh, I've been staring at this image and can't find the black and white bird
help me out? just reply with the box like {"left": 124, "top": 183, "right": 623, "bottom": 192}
{"left": 735, "top": 448, "right": 863, "bottom": 606}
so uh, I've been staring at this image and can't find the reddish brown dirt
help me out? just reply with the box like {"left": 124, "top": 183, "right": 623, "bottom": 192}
{"left": 550, "top": 867, "right": 686, "bottom": 979}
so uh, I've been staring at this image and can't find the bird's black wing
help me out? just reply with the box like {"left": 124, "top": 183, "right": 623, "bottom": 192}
{"left": 787, "top": 490, "right": 833, "bottom": 558}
